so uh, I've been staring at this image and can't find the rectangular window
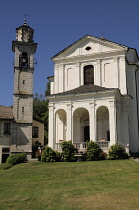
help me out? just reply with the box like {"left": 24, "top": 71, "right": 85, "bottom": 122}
{"left": 2, "top": 148, "right": 10, "bottom": 153}
{"left": 4, "top": 123, "right": 11, "bottom": 135}
{"left": 32, "top": 127, "right": 39, "bottom": 138}
{"left": 23, "top": 80, "right": 25, "bottom": 84}
{"left": 22, "top": 107, "right": 24, "bottom": 114}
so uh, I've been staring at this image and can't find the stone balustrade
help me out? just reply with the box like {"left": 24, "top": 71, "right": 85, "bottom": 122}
{"left": 55, "top": 141, "right": 110, "bottom": 152}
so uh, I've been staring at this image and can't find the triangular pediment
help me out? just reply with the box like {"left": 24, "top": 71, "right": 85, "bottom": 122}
{"left": 52, "top": 35, "right": 127, "bottom": 60}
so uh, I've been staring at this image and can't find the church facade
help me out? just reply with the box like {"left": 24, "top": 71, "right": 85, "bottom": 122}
{"left": 48, "top": 35, "right": 139, "bottom": 154}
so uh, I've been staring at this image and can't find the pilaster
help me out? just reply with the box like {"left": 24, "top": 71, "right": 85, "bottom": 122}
{"left": 122, "top": 102, "right": 130, "bottom": 146}
{"left": 59, "top": 64, "right": 64, "bottom": 92}
{"left": 54, "top": 64, "right": 59, "bottom": 94}
{"left": 76, "top": 62, "right": 80, "bottom": 87}
{"left": 113, "top": 57, "right": 119, "bottom": 88}
{"left": 119, "top": 56, "right": 127, "bottom": 94}
{"left": 96, "top": 59, "right": 102, "bottom": 86}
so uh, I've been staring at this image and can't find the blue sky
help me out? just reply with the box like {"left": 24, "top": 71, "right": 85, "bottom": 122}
{"left": 1, "top": 0, "right": 139, "bottom": 106}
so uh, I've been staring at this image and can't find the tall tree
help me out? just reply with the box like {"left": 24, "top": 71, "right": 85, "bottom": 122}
{"left": 33, "top": 82, "right": 50, "bottom": 144}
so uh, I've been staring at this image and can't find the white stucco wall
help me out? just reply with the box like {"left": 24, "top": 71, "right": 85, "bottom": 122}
{"left": 48, "top": 36, "right": 139, "bottom": 153}
{"left": 52, "top": 40, "right": 129, "bottom": 96}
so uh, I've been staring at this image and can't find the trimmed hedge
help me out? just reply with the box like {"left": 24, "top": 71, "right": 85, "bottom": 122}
{"left": 108, "top": 143, "right": 129, "bottom": 160}
{"left": 86, "top": 141, "right": 106, "bottom": 161}
{"left": 61, "top": 141, "right": 76, "bottom": 162}
{"left": 6, "top": 153, "right": 27, "bottom": 165}
{"left": 41, "top": 146, "right": 59, "bottom": 162}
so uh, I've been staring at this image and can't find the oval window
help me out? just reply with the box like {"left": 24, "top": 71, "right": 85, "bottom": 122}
{"left": 85, "top": 46, "right": 91, "bottom": 51}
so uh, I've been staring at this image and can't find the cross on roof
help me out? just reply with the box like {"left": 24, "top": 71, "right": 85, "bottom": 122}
{"left": 24, "top": 12, "right": 28, "bottom": 24}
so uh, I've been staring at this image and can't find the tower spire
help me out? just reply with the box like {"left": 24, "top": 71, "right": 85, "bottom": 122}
{"left": 24, "top": 12, "right": 27, "bottom": 25}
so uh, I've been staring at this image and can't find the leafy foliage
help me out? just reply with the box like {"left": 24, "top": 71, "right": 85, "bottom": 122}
{"left": 61, "top": 141, "right": 76, "bottom": 162}
{"left": 41, "top": 146, "right": 60, "bottom": 162}
{"left": 6, "top": 153, "right": 27, "bottom": 165}
{"left": 86, "top": 141, "right": 105, "bottom": 161}
{"left": 108, "top": 143, "right": 129, "bottom": 160}
{"left": 45, "top": 81, "right": 50, "bottom": 97}
{"left": 33, "top": 94, "right": 48, "bottom": 144}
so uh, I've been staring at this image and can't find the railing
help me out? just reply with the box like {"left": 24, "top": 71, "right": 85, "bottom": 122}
{"left": 55, "top": 141, "right": 110, "bottom": 152}
{"left": 55, "top": 143, "right": 61, "bottom": 150}
{"left": 97, "top": 141, "right": 110, "bottom": 148}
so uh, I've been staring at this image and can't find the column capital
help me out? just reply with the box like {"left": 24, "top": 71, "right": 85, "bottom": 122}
{"left": 66, "top": 103, "right": 73, "bottom": 110}
{"left": 59, "top": 64, "right": 64, "bottom": 68}
{"left": 122, "top": 103, "right": 129, "bottom": 112}
{"left": 54, "top": 64, "right": 59, "bottom": 70}
{"left": 113, "top": 57, "right": 119, "bottom": 62}
{"left": 49, "top": 103, "right": 55, "bottom": 111}
{"left": 90, "top": 101, "right": 96, "bottom": 108}
{"left": 76, "top": 62, "right": 80, "bottom": 67}
{"left": 96, "top": 59, "right": 102, "bottom": 64}
{"left": 119, "top": 56, "right": 125, "bottom": 61}
{"left": 109, "top": 99, "right": 116, "bottom": 107}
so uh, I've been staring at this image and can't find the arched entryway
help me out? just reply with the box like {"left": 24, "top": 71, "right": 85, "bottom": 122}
{"left": 96, "top": 106, "right": 110, "bottom": 142}
{"left": 55, "top": 109, "right": 67, "bottom": 143}
{"left": 73, "top": 108, "right": 90, "bottom": 143}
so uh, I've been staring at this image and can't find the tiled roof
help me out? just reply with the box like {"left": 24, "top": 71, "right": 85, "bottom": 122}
{"left": 52, "top": 84, "right": 117, "bottom": 96}
{"left": 0, "top": 105, "right": 45, "bottom": 124}
{"left": 0, "top": 105, "right": 13, "bottom": 119}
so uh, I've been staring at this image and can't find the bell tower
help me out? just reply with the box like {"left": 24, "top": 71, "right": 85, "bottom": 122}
{"left": 12, "top": 20, "right": 37, "bottom": 158}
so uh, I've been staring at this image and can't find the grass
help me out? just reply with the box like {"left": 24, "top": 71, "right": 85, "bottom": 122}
{"left": 0, "top": 159, "right": 139, "bottom": 209}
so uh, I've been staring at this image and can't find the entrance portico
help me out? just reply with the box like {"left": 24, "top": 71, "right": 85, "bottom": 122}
{"left": 48, "top": 85, "right": 129, "bottom": 152}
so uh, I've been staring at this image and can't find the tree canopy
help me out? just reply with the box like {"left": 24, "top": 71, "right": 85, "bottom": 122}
{"left": 33, "top": 82, "right": 50, "bottom": 144}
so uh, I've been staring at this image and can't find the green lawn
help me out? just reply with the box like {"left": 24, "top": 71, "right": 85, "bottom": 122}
{"left": 0, "top": 159, "right": 139, "bottom": 210}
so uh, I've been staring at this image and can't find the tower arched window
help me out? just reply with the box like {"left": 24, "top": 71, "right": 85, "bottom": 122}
{"left": 20, "top": 52, "right": 28, "bottom": 67}
{"left": 84, "top": 65, "right": 94, "bottom": 85}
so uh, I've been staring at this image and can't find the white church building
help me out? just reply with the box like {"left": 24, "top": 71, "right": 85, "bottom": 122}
{"left": 48, "top": 35, "right": 139, "bottom": 154}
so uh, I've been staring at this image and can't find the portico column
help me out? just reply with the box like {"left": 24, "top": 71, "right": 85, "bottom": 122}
{"left": 90, "top": 101, "right": 96, "bottom": 141}
{"left": 66, "top": 103, "right": 72, "bottom": 141}
{"left": 48, "top": 104, "right": 55, "bottom": 149}
{"left": 109, "top": 100, "right": 117, "bottom": 146}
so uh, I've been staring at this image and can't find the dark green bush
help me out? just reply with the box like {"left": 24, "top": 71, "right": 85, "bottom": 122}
{"left": 61, "top": 140, "right": 76, "bottom": 162}
{"left": 6, "top": 153, "right": 27, "bottom": 165}
{"left": 108, "top": 143, "right": 129, "bottom": 160}
{"left": 41, "top": 146, "right": 59, "bottom": 162}
{"left": 86, "top": 141, "right": 105, "bottom": 161}
{"left": 37, "top": 154, "right": 41, "bottom": 161}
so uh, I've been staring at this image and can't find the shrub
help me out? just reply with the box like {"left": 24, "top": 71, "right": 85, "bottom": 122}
{"left": 108, "top": 143, "right": 129, "bottom": 160}
{"left": 41, "top": 146, "right": 59, "bottom": 162}
{"left": 37, "top": 153, "right": 41, "bottom": 161}
{"left": 61, "top": 141, "right": 76, "bottom": 162}
{"left": 6, "top": 153, "right": 27, "bottom": 165}
{"left": 86, "top": 141, "right": 105, "bottom": 161}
